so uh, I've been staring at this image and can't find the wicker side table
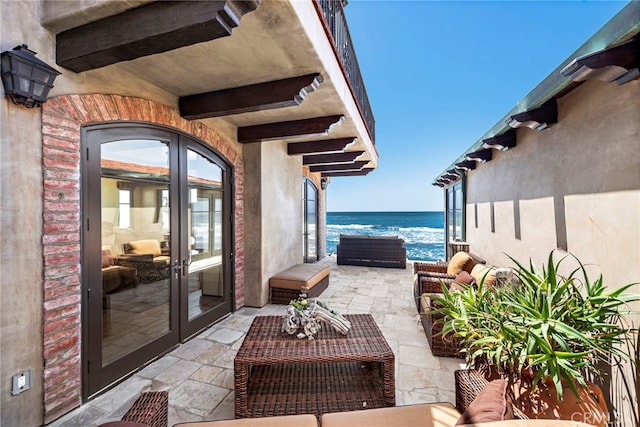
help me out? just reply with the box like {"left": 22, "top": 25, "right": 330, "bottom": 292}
{"left": 234, "top": 314, "right": 395, "bottom": 418}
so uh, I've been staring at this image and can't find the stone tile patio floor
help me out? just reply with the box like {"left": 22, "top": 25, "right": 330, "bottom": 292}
{"left": 51, "top": 256, "right": 466, "bottom": 426}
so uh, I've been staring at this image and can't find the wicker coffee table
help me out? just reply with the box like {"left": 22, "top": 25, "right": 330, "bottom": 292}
{"left": 234, "top": 313, "right": 395, "bottom": 418}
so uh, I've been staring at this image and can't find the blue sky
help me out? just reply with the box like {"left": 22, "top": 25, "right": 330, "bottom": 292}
{"left": 325, "top": 0, "right": 628, "bottom": 212}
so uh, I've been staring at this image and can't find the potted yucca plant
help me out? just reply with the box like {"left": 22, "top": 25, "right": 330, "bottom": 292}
{"left": 434, "top": 251, "right": 639, "bottom": 426}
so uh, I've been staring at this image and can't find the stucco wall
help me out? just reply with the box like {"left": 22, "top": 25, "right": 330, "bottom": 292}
{"left": 1, "top": 0, "right": 50, "bottom": 423}
{"left": 465, "top": 78, "right": 640, "bottom": 288}
{"left": 243, "top": 141, "right": 304, "bottom": 307}
{"left": 0, "top": 100, "right": 46, "bottom": 427}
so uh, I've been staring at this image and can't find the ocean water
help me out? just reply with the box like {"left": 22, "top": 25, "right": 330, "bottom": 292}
{"left": 326, "top": 211, "right": 445, "bottom": 262}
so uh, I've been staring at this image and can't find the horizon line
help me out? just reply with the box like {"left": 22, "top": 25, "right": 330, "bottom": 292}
{"left": 327, "top": 210, "right": 443, "bottom": 213}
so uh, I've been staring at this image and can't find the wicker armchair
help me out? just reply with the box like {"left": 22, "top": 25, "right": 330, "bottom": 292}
{"left": 412, "top": 253, "right": 487, "bottom": 311}
{"left": 413, "top": 260, "right": 449, "bottom": 275}
{"left": 413, "top": 273, "right": 459, "bottom": 310}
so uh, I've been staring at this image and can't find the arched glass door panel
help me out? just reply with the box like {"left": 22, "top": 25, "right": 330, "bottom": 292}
{"left": 179, "top": 142, "right": 231, "bottom": 338}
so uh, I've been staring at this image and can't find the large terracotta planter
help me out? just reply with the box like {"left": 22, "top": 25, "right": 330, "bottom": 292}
{"left": 509, "top": 376, "right": 608, "bottom": 427}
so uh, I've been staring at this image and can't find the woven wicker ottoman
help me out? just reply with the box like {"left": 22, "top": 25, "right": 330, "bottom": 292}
{"left": 269, "top": 263, "right": 330, "bottom": 304}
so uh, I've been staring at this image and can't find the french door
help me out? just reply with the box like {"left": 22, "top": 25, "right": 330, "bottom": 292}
{"left": 81, "top": 124, "right": 233, "bottom": 398}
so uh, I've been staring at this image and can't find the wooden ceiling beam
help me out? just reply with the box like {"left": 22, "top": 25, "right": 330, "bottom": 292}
{"left": 238, "top": 115, "right": 344, "bottom": 143}
{"left": 179, "top": 73, "right": 323, "bottom": 119}
{"left": 507, "top": 100, "right": 557, "bottom": 131}
{"left": 482, "top": 129, "right": 517, "bottom": 151}
{"left": 561, "top": 38, "right": 640, "bottom": 85}
{"left": 322, "top": 168, "right": 374, "bottom": 177}
{"left": 303, "top": 151, "right": 364, "bottom": 165}
{"left": 287, "top": 137, "right": 356, "bottom": 155}
{"left": 465, "top": 148, "right": 493, "bottom": 163}
{"left": 56, "top": 0, "right": 261, "bottom": 72}
{"left": 309, "top": 160, "right": 368, "bottom": 173}
{"left": 454, "top": 160, "right": 477, "bottom": 171}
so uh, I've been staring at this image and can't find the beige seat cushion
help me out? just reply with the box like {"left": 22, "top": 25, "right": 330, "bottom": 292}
{"left": 321, "top": 402, "right": 460, "bottom": 427}
{"left": 173, "top": 414, "right": 317, "bottom": 427}
{"left": 420, "top": 294, "right": 429, "bottom": 313}
{"left": 269, "top": 264, "right": 330, "bottom": 291}
{"left": 471, "top": 264, "right": 497, "bottom": 286}
{"left": 447, "top": 252, "right": 475, "bottom": 275}
{"left": 153, "top": 255, "right": 170, "bottom": 266}
{"left": 127, "top": 239, "right": 162, "bottom": 256}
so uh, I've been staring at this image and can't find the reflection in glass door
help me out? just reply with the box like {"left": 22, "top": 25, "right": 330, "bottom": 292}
{"left": 100, "top": 140, "right": 173, "bottom": 365}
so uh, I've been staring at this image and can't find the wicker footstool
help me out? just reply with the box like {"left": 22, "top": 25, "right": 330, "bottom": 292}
{"left": 269, "top": 263, "right": 330, "bottom": 304}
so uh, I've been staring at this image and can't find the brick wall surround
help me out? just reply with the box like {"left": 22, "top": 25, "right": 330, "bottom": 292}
{"left": 41, "top": 94, "right": 245, "bottom": 423}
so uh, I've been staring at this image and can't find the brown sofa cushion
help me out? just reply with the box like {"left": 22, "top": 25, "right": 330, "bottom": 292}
{"left": 102, "top": 249, "right": 114, "bottom": 268}
{"left": 455, "top": 271, "right": 475, "bottom": 286}
{"left": 447, "top": 252, "right": 475, "bottom": 275}
{"left": 456, "top": 379, "right": 514, "bottom": 425}
{"left": 450, "top": 271, "right": 476, "bottom": 292}
{"left": 471, "top": 264, "right": 497, "bottom": 286}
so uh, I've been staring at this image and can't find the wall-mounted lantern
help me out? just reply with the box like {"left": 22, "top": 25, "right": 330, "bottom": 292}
{"left": 320, "top": 177, "right": 329, "bottom": 190}
{"left": 1, "top": 45, "right": 61, "bottom": 108}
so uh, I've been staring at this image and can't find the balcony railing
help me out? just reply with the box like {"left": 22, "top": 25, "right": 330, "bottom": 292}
{"left": 315, "top": 0, "right": 376, "bottom": 143}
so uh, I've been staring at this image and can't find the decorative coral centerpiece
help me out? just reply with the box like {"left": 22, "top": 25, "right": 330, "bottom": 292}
{"left": 281, "top": 290, "right": 351, "bottom": 340}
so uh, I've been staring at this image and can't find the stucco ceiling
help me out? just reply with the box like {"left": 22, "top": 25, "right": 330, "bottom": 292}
{"left": 42, "top": 0, "right": 377, "bottom": 167}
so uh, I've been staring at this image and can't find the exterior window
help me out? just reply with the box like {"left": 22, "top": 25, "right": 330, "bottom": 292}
{"left": 445, "top": 180, "right": 465, "bottom": 258}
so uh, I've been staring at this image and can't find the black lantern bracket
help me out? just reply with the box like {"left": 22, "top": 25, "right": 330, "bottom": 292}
{"left": 320, "top": 177, "right": 329, "bottom": 190}
{"left": 1, "top": 44, "right": 61, "bottom": 108}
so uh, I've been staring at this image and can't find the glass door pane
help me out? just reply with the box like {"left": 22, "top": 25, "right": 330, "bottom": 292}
{"left": 185, "top": 149, "right": 225, "bottom": 322}
{"left": 304, "top": 180, "right": 318, "bottom": 263}
{"left": 100, "top": 140, "right": 171, "bottom": 365}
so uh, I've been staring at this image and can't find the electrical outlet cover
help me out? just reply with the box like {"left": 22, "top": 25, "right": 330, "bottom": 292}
{"left": 11, "top": 370, "right": 31, "bottom": 396}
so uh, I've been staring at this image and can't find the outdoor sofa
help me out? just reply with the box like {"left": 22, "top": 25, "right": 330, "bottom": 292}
{"left": 337, "top": 234, "right": 406, "bottom": 269}
{"left": 100, "top": 370, "right": 597, "bottom": 427}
